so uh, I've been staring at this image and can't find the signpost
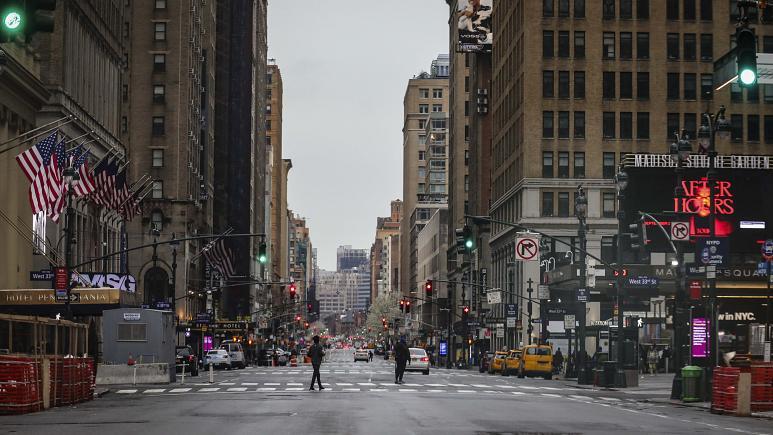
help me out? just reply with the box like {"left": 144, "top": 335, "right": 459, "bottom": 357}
{"left": 486, "top": 290, "right": 502, "bottom": 305}
{"left": 564, "top": 314, "right": 575, "bottom": 330}
{"left": 576, "top": 287, "right": 588, "bottom": 303}
{"left": 670, "top": 221, "right": 690, "bottom": 241}
{"left": 53, "top": 267, "right": 67, "bottom": 300}
{"left": 537, "top": 284, "right": 550, "bottom": 300}
{"left": 691, "top": 318, "right": 709, "bottom": 359}
{"left": 515, "top": 236, "right": 540, "bottom": 261}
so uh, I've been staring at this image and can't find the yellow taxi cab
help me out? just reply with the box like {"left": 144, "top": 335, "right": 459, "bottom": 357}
{"left": 488, "top": 351, "right": 508, "bottom": 374}
{"left": 502, "top": 349, "right": 522, "bottom": 376}
{"left": 517, "top": 344, "right": 553, "bottom": 380}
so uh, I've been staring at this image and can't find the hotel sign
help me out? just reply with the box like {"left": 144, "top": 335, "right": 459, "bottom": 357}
{"left": 0, "top": 288, "right": 120, "bottom": 305}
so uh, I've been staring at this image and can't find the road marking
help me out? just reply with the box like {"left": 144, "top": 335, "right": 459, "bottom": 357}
{"left": 199, "top": 388, "right": 220, "bottom": 392}
{"left": 143, "top": 389, "right": 165, "bottom": 394}
{"left": 219, "top": 382, "right": 236, "bottom": 386}
{"left": 471, "top": 384, "right": 489, "bottom": 388}
{"left": 599, "top": 397, "right": 620, "bottom": 401}
{"left": 496, "top": 385, "right": 517, "bottom": 389}
{"left": 426, "top": 389, "right": 446, "bottom": 393}
{"left": 425, "top": 383, "right": 446, "bottom": 387}
{"left": 447, "top": 383, "right": 468, "bottom": 387}
{"left": 357, "top": 382, "right": 376, "bottom": 386}
{"left": 256, "top": 387, "right": 276, "bottom": 391}
{"left": 520, "top": 386, "right": 538, "bottom": 390}
{"left": 540, "top": 386, "right": 561, "bottom": 390}
{"left": 342, "top": 388, "right": 360, "bottom": 392}
{"left": 569, "top": 395, "right": 592, "bottom": 400}
{"left": 337, "top": 383, "right": 353, "bottom": 386}
{"left": 265, "top": 382, "right": 280, "bottom": 386}
{"left": 242, "top": 382, "right": 258, "bottom": 386}
{"left": 398, "top": 389, "right": 417, "bottom": 392}
{"left": 227, "top": 387, "right": 247, "bottom": 392}
{"left": 483, "top": 390, "right": 498, "bottom": 394}
{"left": 456, "top": 389, "right": 476, "bottom": 393}
{"left": 287, "top": 382, "right": 303, "bottom": 386}
{"left": 116, "top": 389, "right": 137, "bottom": 394}
{"left": 540, "top": 393, "right": 561, "bottom": 398}
{"left": 169, "top": 388, "right": 191, "bottom": 393}
{"left": 402, "top": 383, "right": 421, "bottom": 387}
{"left": 510, "top": 391, "right": 526, "bottom": 395}
{"left": 285, "top": 387, "right": 304, "bottom": 391}
{"left": 369, "top": 388, "right": 387, "bottom": 392}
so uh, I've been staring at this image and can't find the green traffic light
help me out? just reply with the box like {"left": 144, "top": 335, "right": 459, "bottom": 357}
{"left": 258, "top": 254, "right": 267, "bottom": 264}
{"left": 465, "top": 239, "right": 473, "bottom": 249}
{"left": 739, "top": 68, "right": 757, "bottom": 86}
{"left": 3, "top": 10, "right": 23, "bottom": 31}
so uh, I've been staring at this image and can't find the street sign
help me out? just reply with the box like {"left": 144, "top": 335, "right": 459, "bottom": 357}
{"left": 623, "top": 275, "right": 659, "bottom": 289}
{"left": 691, "top": 318, "right": 709, "bottom": 358}
{"left": 563, "top": 314, "right": 575, "bottom": 330}
{"left": 55, "top": 293, "right": 79, "bottom": 303}
{"left": 587, "top": 274, "right": 596, "bottom": 288}
{"left": 515, "top": 236, "right": 539, "bottom": 261}
{"left": 496, "top": 326, "right": 504, "bottom": 337}
{"left": 537, "top": 284, "right": 549, "bottom": 300}
{"left": 763, "top": 239, "right": 773, "bottom": 261}
{"left": 576, "top": 287, "right": 588, "bottom": 303}
{"left": 505, "top": 303, "right": 517, "bottom": 319}
{"left": 697, "top": 238, "right": 728, "bottom": 265}
{"left": 506, "top": 318, "right": 516, "bottom": 327}
{"left": 29, "top": 269, "right": 54, "bottom": 281}
{"left": 671, "top": 221, "right": 691, "bottom": 241}
{"left": 706, "top": 265, "right": 717, "bottom": 279}
{"left": 486, "top": 290, "right": 502, "bottom": 305}
{"left": 54, "top": 267, "right": 67, "bottom": 295}
{"left": 689, "top": 280, "right": 703, "bottom": 300}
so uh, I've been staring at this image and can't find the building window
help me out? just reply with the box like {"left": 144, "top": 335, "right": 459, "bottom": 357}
{"left": 432, "top": 88, "right": 443, "bottom": 98}
{"left": 121, "top": 116, "right": 128, "bottom": 133}
{"left": 152, "top": 149, "right": 164, "bottom": 167}
{"left": 602, "top": 193, "right": 616, "bottom": 218}
{"left": 432, "top": 104, "right": 443, "bottom": 112}
{"left": 574, "top": 111, "right": 585, "bottom": 138}
{"left": 667, "top": 73, "right": 680, "bottom": 100}
{"left": 701, "top": 74, "right": 713, "bottom": 99}
{"left": 666, "top": 0, "right": 678, "bottom": 19}
{"left": 558, "top": 151, "right": 569, "bottom": 177}
{"left": 603, "top": 32, "right": 615, "bottom": 59}
{"left": 620, "top": 0, "right": 632, "bottom": 18}
{"left": 543, "top": 31, "right": 554, "bottom": 58}
{"left": 153, "top": 54, "right": 166, "bottom": 72}
{"left": 684, "top": 73, "right": 697, "bottom": 99}
{"left": 667, "top": 113, "right": 680, "bottom": 139}
{"left": 542, "top": 152, "right": 554, "bottom": 178}
{"left": 419, "top": 134, "right": 427, "bottom": 145}
{"left": 637, "top": 112, "right": 650, "bottom": 139}
{"left": 558, "top": 112, "right": 570, "bottom": 138}
{"left": 684, "top": 113, "right": 697, "bottom": 138}
{"left": 155, "top": 0, "right": 166, "bottom": 9}
{"left": 603, "top": 112, "right": 615, "bottom": 138}
{"left": 574, "top": 152, "right": 585, "bottom": 178}
{"left": 558, "top": 71, "right": 569, "bottom": 98}
{"left": 620, "top": 72, "right": 632, "bottom": 99}
{"left": 418, "top": 150, "right": 425, "bottom": 161}
{"left": 118, "top": 323, "right": 147, "bottom": 342}
{"left": 620, "top": 32, "right": 632, "bottom": 59}
{"left": 558, "top": 0, "right": 570, "bottom": 17}
{"left": 603, "top": 153, "right": 616, "bottom": 178}
{"left": 558, "top": 192, "right": 570, "bottom": 217}
{"left": 747, "top": 85, "right": 759, "bottom": 102}
{"left": 542, "top": 192, "right": 554, "bottom": 217}
{"left": 765, "top": 85, "right": 773, "bottom": 103}
{"left": 574, "top": 71, "right": 585, "bottom": 99}
{"left": 637, "top": 32, "right": 649, "bottom": 59}
{"left": 151, "top": 210, "right": 163, "bottom": 231}
{"left": 574, "top": 0, "right": 585, "bottom": 17}
{"left": 152, "top": 181, "right": 163, "bottom": 199}
{"left": 765, "top": 116, "right": 773, "bottom": 144}
{"left": 601, "top": 237, "right": 615, "bottom": 262}
{"left": 700, "top": 0, "right": 712, "bottom": 20}
{"left": 603, "top": 0, "right": 615, "bottom": 19}
{"left": 154, "top": 22, "right": 166, "bottom": 41}
{"left": 152, "top": 85, "right": 165, "bottom": 103}
{"left": 684, "top": 0, "right": 696, "bottom": 20}
{"left": 152, "top": 116, "right": 165, "bottom": 136}
{"left": 419, "top": 88, "right": 429, "bottom": 98}
{"left": 558, "top": 31, "right": 570, "bottom": 57}
{"left": 543, "top": 0, "right": 554, "bottom": 17}
{"left": 419, "top": 104, "right": 429, "bottom": 114}
{"left": 731, "top": 83, "right": 742, "bottom": 103}
{"left": 731, "top": 114, "right": 743, "bottom": 141}
{"left": 543, "top": 111, "right": 554, "bottom": 138}
{"left": 574, "top": 31, "right": 585, "bottom": 58}
{"left": 418, "top": 119, "right": 426, "bottom": 129}
{"left": 700, "top": 34, "right": 713, "bottom": 60}
{"left": 667, "top": 33, "right": 679, "bottom": 59}
{"left": 603, "top": 72, "right": 615, "bottom": 99}
{"left": 684, "top": 33, "right": 696, "bottom": 60}
{"left": 637, "top": 0, "right": 649, "bottom": 19}
{"left": 637, "top": 72, "right": 649, "bottom": 99}
{"left": 620, "top": 112, "right": 633, "bottom": 139}
{"left": 543, "top": 71, "right": 554, "bottom": 98}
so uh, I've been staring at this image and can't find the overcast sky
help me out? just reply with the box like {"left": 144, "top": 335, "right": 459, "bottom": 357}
{"left": 268, "top": 1, "right": 450, "bottom": 271}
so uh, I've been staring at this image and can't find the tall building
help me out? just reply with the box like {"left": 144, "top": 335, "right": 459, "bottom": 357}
{"left": 337, "top": 245, "right": 370, "bottom": 310}
{"left": 124, "top": 0, "right": 216, "bottom": 321}
{"left": 267, "top": 62, "right": 289, "bottom": 298}
{"left": 213, "top": 0, "right": 268, "bottom": 320}
{"left": 289, "top": 213, "right": 313, "bottom": 305}
{"left": 370, "top": 199, "right": 402, "bottom": 301}
{"left": 400, "top": 55, "right": 450, "bottom": 299}
{"left": 415, "top": 207, "right": 449, "bottom": 346}
{"left": 485, "top": 0, "right": 773, "bottom": 350}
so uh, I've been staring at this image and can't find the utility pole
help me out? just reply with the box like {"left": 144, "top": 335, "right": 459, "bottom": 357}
{"left": 575, "top": 185, "right": 588, "bottom": 383}
{"left": 526, "top": 278, "right": 534, "bottom": 346}
{"left": 615, "top": 169, "right": 629, "bottom": 388}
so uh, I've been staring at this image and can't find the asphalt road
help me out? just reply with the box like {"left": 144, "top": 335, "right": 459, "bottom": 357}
{"left": 1, "top": 349, "right": 770, "bottom": 435}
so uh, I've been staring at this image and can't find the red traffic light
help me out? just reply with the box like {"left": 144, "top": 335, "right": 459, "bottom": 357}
{"left": 304, "top": 321, "right": 309, "bottom": 328}
{"left": 295, "top": 314, "right": 301, "bottom": 322}
{"left": 289, "top": 283, "right": 297, "bottom": 297}
{"left": 613, "top": 269, "right": 629, "bottom": 277}
{"left": 462, "top": 306, "right": 470, "bottom": 314}
{"left": 425, "top": 280, "right": 433, "bottom": 295}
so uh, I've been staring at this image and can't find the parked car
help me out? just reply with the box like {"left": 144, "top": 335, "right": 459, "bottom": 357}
{"left": 219, "top": 340, "right": 246, "bottom": 369}
{"left": 404, "top": 347, "right": 430, "bottom": 375}
{"left": 518, "top": 344, "right": 553, "bottom": 380}
{"left": 353, "top": 348, "right": 369, "bottom": 362}
{"left": 488, "top": 351, "right": 508, "bottom": 374}
{"left": 175, "top": 345, "right": 199, "bottom": 376}
{"left": 204, "top": 349, "right": 231, "bottom": 369}
{"left": 503, "top": 350, "right": 522, "bottom": 376}
{"left": 374, "top": 346, "right": 385, "bottom": 356}
{"left": 479, "top": 351, "right": 494, "bottom": 373}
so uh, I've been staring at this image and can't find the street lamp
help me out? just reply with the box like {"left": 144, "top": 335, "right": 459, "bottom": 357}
{"left": 62, "top": 165, "right": 79, "bottom": 320}
{"left": 574, "top": 185, "right": 589, "bottom": 383}
{"left": 614, "top": 169, "right": 628, "bottom": 387}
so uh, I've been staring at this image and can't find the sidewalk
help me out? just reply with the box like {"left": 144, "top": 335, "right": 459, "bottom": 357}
{"left": 562, "top": 373, "right": 673, "bottom": 394}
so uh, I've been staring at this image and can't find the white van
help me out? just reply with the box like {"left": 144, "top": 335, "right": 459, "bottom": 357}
{"left": 219, "top": 341, "right": 246, "bottom": 369}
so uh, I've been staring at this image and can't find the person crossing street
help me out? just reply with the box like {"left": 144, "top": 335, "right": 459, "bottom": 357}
{"left": 308, "top": 335, "right": 325, "bottom": 391}
{"left": 394, "top": 338, "right": 410, "bottom": 384}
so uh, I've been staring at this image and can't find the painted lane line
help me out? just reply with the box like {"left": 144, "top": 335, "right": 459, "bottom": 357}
{"left": 599, "top": 397, "right": 621, "bottom": 401}
{"left": 510, "top": 391, "right": 526, "bottom": 395}
{"left": 369, "top": 388, "right": 387, "bottom": 392}
{"left": 447, "top": 383, "right": 468, "bottom": 387}
{"left": 471, "top": 384, "right": 490, "bottom": 388}
{"left": 285, "top": 387, "right": 304, "bottom": 391}
{"left": 227, "top": 387, "right": 247, "bottom": 392}
{"left": 342, "top": 388, "right": 360, "bottom": 392}
{"left": 426, "top": 389, "right": 447, "bottom": 393}
{"left": 143, "top": 389, "right": 165, "bottom": 394}
{"left": 337, "top": 383, "right": 353, "bottom": 386}
{"left": 287, "top": 382, "right": 303, "bottom": 386}
{"left": 483, "top": 390, "right": 499, "bottom": 394}
{"left": 357, "top": 382, "right": 376, "bottom": 386}
{"left": 456, "top": 389, "right": 476, "bottom": 393}
{"left": 169, "top": 388, "right": 192, "bottom": 393}
{"left": 496, "top": 385, "right": 517, "bottom": 389}
{"left": 264, "top": 383, "right": 281, "bottom": 386}
{"left": 256, "top": 387, "right": 276, "bottom": 391}
{"left": 425, "top": 383, "right": 446, "bottom": 387}
{"left": 569, "top": 395, "right": 592, "bottom": 400}
{"left": 398, "top": 389, "right": 417, "bottom": 392}
{"left": 242, "top": 383, "right": 258, "bottom": 386}
{"left": 219, "top": 382, "right": 236, "bottom": 386}
{"left": 540, "top": 393, "right": 561, "bottom": 398}
{"left": 520, "top": 386, "right": 538, "bottom": 390}
{"left": 116, "top": 389, "right": 137, "bottom": 394}
{"left": 199, "top": 388, "right": 220, "bottom": 392}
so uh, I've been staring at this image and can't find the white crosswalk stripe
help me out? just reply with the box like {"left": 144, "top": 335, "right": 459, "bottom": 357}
{"left": 143, "top": 389, "right": 166, "bottom": 394}
{"left": 227, "top": 387, "right": 248, "bottom": 392}
{"left": 199, "top": 388, "right": 220, "bottom": 392}
{"left": 116, "top": 389, "right": 138, "bottom": 394}
{"left": 169, "top": 388, "right": 191, "bottom": 393}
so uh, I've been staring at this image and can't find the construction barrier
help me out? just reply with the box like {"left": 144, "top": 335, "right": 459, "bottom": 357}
{"left": 750, "top": 363, "right": 773, "bottom": 412}
{"left": 0, "top": 356, "right": 42, "bottom": 415}
{"left": 50, "top": 357, "right": 95, "bottom": 407}
{"left": 711, "top": 367, "right": 741, "bottom": 414}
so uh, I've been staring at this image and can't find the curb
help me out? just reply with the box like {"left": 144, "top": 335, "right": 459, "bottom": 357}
{"left": 94, "top": 388, "right": 110, "bottom": 398}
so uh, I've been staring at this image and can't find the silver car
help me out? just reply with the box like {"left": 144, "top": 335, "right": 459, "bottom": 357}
{"left": 404, "top": 347, "right": 430, "bottom": 375}
{"left": 204, "top": 349, "right": 232, "bottom": 369}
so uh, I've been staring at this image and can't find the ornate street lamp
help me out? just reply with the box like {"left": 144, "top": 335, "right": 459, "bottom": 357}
{"left": 574, "top": 185, "right": 589, "bottom": 383}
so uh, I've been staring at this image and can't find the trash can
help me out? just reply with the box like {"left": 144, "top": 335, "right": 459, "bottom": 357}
{"left": 681, "top": 365, "right": 703, "bottom": 402}
{"left": 603, "top": 361, "right": 617, "bottom": 387}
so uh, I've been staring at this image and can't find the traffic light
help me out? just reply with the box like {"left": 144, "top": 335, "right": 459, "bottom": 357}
{"left": 628, "top": 216, "right": 647, "bottom": 257}
{"left": 462, "top": 225, "right": 474, "bottom": 251}
{"left": 467, "top": 336, "right": 474, "bottom": 345}
{"left": 462, "top": 305, "right": 470, "bottom": 318}
{"left": 258, "top": 242, "right": 267, "bottom": 264}
{"left": 736, "top": 26, "right": 757, "bottom": 87}
{"left": 307, "top": 302, "right": 313, "bottom": 313}
{"left": 289, "top": 282, "right": 297, "bottom": 298}
{"left": 0, "top": 1, "right": 24, "bottom": 41}
{"left": 425, "top": 280, "right": 433, "bottom": 297}
{"left": 405, "top": 300, "right": 411, "bottom": 314}
{"left": 613, "top": 268, "right": 629, "bottom": 277}
{"left": 399, "top": 299, "right": 405, "bottom": 313}
{"left": 304, "top": 321, "right": 309, "bottom": 329}
{"left": 295, "top": 314, "right": 301, "bottom": 322}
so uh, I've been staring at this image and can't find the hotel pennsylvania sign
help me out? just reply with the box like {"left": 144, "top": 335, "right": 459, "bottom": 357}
{"left": 0, "top": 288, "right": 121, "bottom": 305}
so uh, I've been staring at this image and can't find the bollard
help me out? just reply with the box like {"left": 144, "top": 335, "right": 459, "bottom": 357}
{"left": 209, "top": 363, "right": 214, "bottom": 384}
{"left": 180, "top": 361, "right": 186, "bottom": 384}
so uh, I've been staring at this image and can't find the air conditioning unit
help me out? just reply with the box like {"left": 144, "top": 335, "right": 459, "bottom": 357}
{"left": 477, "top": 88, "right": 488, "bottom": 96}
{"left": 188, "top": 194, "right": 193, "bottom": 201}
{"left": 477, "top": 97, "right": 488, "bottom": 104}
{"left": 198, "top": 175, "right": 204, "bottom": 181}
{"left": 201, "top": 27, "right": 207, "bottom": 36}
{"left": 187, "top": 161, "right": 193, "bottom": 168}
{"left": 188, "top": 131, "right": 195, "bottom": 138}
{"left": 477, "top": 106, "right": 488, "bottom": 114}
{"left": 189, "top": 67, "right": 195, "bottom": 76}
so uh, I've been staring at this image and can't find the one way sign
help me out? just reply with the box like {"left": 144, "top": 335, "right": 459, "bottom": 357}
{"left": 515, "top": 236, "right": 540, "bottom": 261}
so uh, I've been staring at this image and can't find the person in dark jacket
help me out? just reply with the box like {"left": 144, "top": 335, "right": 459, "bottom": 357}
{"left": 394, "top": 339, "right": 410, "bottom": 384}
{"left": 308, "top": 336, "right": 325, "bottom": 391}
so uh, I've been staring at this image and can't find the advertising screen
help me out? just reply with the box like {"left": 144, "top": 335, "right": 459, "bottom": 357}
{"left": 456, "top": 0, "right": 492, "bottom": 53}
{"left": 691, "top": 317, "right": 709, "bottom": 358}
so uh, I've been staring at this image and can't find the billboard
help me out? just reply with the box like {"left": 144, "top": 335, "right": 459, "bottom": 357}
{"left": 456, "top": 0, "right": 492, "bottom": 53}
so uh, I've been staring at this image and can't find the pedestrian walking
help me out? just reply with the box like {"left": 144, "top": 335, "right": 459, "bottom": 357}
{"left": 553, "top": 348, "right": 564, "bottom": 375}
{"left": 394, "top": 338, "right": 410, "bottom": 384}
{"left": 368, "top": 350, "right": 373, "bottom": 362}
{"left": 308, "top": 336, "right": 325, "bottom": 391}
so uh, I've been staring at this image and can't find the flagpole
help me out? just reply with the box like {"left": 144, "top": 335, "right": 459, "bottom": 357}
{"left": 0, "top": 115, "right": 72, "bottom": 148}
{"left": 0, "top": 119, "right": 77, "bottom": 156}
{"left": 64, "top": 131, "right": 94, "bottom": 146}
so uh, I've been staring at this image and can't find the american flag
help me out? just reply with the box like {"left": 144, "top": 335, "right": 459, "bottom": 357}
{"left": 89, "top": 159, "right": 109, "bottom": 206}
{"left": 70, "top": 146, "right": 96, "bottom": 197}
{"left": 203, "top": 237, "right": 235, "bottom": 279}
{"left": 15, "top": 131, "right": 58, "bottom": 182}
{"left": 92, "top": 160, "right": 118, "bottom": 208}
{"left": 48, "top": 140, "right": 68, "bottom": 223}
{"left": 112, "top": 169, "right": 130, "bottom": 212}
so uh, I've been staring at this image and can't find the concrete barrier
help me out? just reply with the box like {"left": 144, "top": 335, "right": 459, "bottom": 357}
{"left": 95, "top": 363, "right": 170, "bottom": 385}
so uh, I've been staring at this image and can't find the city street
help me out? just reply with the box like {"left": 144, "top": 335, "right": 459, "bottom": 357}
{"left": 1, "top": 350, "right": 770, "bottom": 435}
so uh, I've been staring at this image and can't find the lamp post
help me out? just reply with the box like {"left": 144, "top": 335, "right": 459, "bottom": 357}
{"left": 669, "top": 129, "right": 692, "bottom": 399}
{"left": 697, "top": 106, "right": 731, "bottom": 398}
{"left": 170, "top": 233, "right": 179, "bottom": 323}
{"left": 574, "top": 185, "right": 588, "bottom": 384}
{"left": 614, "top": 169, "right": 629, "bottom": 387}
{"left": 62, "top": 165, "right": 79, "bottom": 320}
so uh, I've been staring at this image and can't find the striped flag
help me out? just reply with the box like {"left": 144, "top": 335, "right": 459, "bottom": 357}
{"left": 203, "top": 238, "right": 235, "bottom": 279}
{"left": 93, "top": 160, "right": 118, "bottom": 208}
{"left": 70, "top": 146, "right": 96, "bottom": 197}
{"left": 112, "top": 170, "right": 130, "bottom": 212}
{"left": 15, "top": 131, "right": 58, "bottom": 182}
{"left": 48, "top": 140, "right": 68, "bottom": 223}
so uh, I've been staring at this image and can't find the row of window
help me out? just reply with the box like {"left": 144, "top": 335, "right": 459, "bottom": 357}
{"left": 419, "top": 88, "right": 444, "bottom": 99}
{"left": 541, "top": 190, "right": 617, "bottom": 218}
{"left": 666, "top": 73, "right": 714, "bottom": 101}
{"left": 543, "top": 0, "right": 585, "bottom": 18}
{"left": 544, "top": 31, "right": 716, "bottom": 62}
{"left": 666, "top": 33, "right": 713, "bottom": 61}
{"left": 666, "top": 113, "right": 773, "bottom": 143}
{"left": 542, "top": 111, "right": 586, "bottom": 139}
{"left": 542, "top": 70, "right": 585, "bottom": 99}
{"left": 542, "top": 151, "right": 618, "bottom": 179}
{"left": 600, "top": 112, "right": 650, "bottom": 139}
{"left": 418, "top": 104, "right": 444, "bottom": 114}
{"left": 546, "top": 0, "right": 773, "bottom": 23}
{"left": 601, "top": 71, "right": 652, "bottom": 100}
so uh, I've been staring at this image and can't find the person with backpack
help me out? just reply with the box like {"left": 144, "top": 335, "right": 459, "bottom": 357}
{"left": 394, "top": 338, "right": 410, "bottom": 384}
{"left": 308, "top": 335, "right": 325, "bottom": 391}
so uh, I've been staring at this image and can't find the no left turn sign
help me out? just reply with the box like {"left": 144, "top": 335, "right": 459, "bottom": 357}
{"left": 515, "top": 236, "right": 539, "bottom": 261}
{"left": 671, "top": 221, "right": 690, "bottom": 241}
